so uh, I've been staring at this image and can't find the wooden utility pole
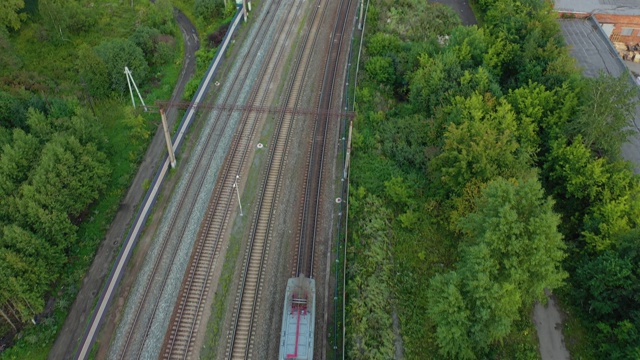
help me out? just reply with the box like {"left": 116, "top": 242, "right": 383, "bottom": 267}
{"left": 160, "top": 109, "right": 177, "bottom": 168}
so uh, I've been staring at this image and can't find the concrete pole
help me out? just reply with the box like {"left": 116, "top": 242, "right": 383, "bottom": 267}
{"left": 127, "top": 67, "right": 148, "bottom": 112}
{"left": 160, "top": 109, "right": 177, "bottom": 168}
{"left": 243, "top": 0, "right": 248, "bottom": 22}
{"left": 358, "top": 0, "right": 364, "bottom": 30}
{"left": 125, "top": 67, "right": 136, "bottom": 108}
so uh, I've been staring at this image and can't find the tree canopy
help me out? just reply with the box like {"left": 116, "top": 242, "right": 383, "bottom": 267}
{"left": 0, "top": 0, "right": 25, "bottom": 31}
{"left": 428, "top": 177, "right": 566, "bottom": 358}
{"left": 0, "top": 101, "right": 110, "bottom": 324}
{"left": 94, "top": 39, "right": 149, "bottom": 94}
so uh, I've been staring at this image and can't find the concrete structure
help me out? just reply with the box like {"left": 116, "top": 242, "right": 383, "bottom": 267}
{"left": 554, "top": 0, "right": 640, "bottom": 16}
{"left": 555, "top": 1, "right": 640, "bottom": 51}
{"left": 559, "top": 18, "right": 626, "bottom": 77}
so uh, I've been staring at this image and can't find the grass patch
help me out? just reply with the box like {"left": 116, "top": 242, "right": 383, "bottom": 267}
{"left": 199, "top": 57, "right": 273, "bottom": 355}
{"left": 390, "top": 216, "right": 453, "bottom": 358}
{"left": 200, "top": 227, "right": 243, "bottom": 359}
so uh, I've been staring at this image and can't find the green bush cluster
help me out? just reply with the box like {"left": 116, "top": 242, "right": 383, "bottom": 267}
{"left": 348, "top": 0, "right": 640, "bottom": 358}
{"left": 0, "top": 102, "right": 110, "bottom": 327}
{"left": 0, "top": 0, "right": 181, "bottom": 357}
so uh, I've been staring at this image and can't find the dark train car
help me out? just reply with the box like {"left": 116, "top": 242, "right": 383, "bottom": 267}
{"left": 279, "top": 276, "right": 316, "bottom": 360}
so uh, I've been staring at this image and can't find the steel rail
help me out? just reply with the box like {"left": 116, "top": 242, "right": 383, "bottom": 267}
{"left": 225, "top": 0, "right": 334, "bottom": 355}
{"left": 117, "top": 2, "right": 284, "bottom": 359}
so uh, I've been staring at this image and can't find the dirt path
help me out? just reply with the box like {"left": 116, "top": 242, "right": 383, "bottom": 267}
{"left": 47, "top": 9, "right": 199, "bottom": 360}
{"left": 431, "top": 0, "right": 477, "bottom": 26}
{"left": 534, "top": 292, "right": 571, "bottom": 360}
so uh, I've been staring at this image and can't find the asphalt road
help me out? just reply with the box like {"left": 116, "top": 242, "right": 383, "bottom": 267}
{"left": 47, "top": 8, "right": 199, "bottom": 360}
{"left": 534, "top": 292, "right": 571, "bottom": 360}
{"left": 431, "top": 0, "right": 477, "bottom": 25}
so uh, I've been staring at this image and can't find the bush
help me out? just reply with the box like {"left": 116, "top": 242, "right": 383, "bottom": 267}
{"left": 94, "top": 39, "right": 149, "bottom": 94}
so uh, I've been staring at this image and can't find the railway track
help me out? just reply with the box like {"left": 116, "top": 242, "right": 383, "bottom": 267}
{"left": 113, "top": 2, "right": 296, "bottom": 359}
{"left": 223, "top": 0, "right": 339, "bottom": 356}
{"left": 292, "top": 0, "right": 355, "bottom": 280}
{"left": 162, "top": 0, "right": 309, "bottom": 358}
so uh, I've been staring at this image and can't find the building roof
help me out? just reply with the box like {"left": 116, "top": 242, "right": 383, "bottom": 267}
{"left": 559, "top": 17, "right": 640, "bottom": 173}
{"left": 559, "top": 18, "right": 625, "bottom": 77}
{"left": 555, "top": 0, "right": 640, "bottom": 15}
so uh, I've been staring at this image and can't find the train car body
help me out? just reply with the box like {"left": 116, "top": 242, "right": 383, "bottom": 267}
{"left": 279, "top": 276, "right": 316, "bottom": 360}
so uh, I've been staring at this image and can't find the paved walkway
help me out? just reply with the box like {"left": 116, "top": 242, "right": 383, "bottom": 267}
{"left": 533, "top": 292, "right": 571, "bottom": 360}
{"left": 431, "top": 0, "right": 477, "bottom": 25}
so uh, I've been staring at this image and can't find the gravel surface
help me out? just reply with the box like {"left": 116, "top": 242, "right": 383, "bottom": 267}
{"left": 107, "top": 3, "right": 294, "bottom": 359}
{"left": 205, "top": 0, "right": 357, "bottom": 357}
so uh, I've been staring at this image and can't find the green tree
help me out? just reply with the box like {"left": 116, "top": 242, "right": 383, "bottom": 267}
{"left": 572, "top": 230, "right": 640, "bottom": 358}
{"left": 482, "top": 0, "right": 570, "bottom": 89}
{"left": 0, "top": 0, "right": 25, "bottom": 31}
{"left": 130, "top": 25, "right": 161, "bottom": 62}
{"left": 195, "top": 0, "right": 225, "bottom": 20}
{"left": 76, "top": 44, "right": 110, "bottom": 99}
{"left": 153, "top": 39, "right": 176, "bottom": 67}
{"left": 0, "top": 129, "right": 41, "bottom": 221}
{"left": 25, "top": 135, "right": 110, "bottom": 218}
{"left": 463, "top": 177, "right": 567, "bottom": 300}
{"left": 380, "top": 113, "right": 431, "bottom": 171}
{"left": 366, "top": 32, "right": 402, "bottom": 57}
{"left": 506, "top": 82, "right": 554, "bottom": 154}
{"left": 94, "top": 39, "right": 149, "bottom": 94}
{"left": 574, "top": 251, "right": 636, "bottom": 320}
{"left": 14, "top": 196, "right": 77, "bottom": 250}
{"left": 428, "top": 177, "right": 566, "bottom": 357}
{"left": 0, "top": 27, "right": 21, "bottom": 78}
{"left": 409, "top": 51, "right": 463, "bottom": 117}
{"left": 566, "top": 74, "right": 637, "bottom": 159}
{"left": 427, "top": 272, "right": 474, "bottom": 359}
{"left": 0, "top": 90, "right": 25, "bottom": 128}
{"left": 447, "top": 26, "right": 491, "bottom": 70}
{"left": 26, "top": 105, "right": 107, "bottom": 148}
{"left": 365, "top": 56, "right": 395, "bottom": 87}
{"left": 144, "top": 0, "right": 174, "bottom": 35}
{"left": 39, "top": 0, "right": 96, "bottom": 40}
{"left": 347, "top": 195, "right": 395, "bottom": 360}
{"left": 123, "top": 107, "right": 151, "bottom": 146}
{"left": 0, "top": 224, "right": 63, "bottom": 322}
{"left": 544, "top": 136, "right": 640, "bottom": 248}
{"left": 25, "top": 107, "right": 55, "bottom": 142}
{"left": 429, "top": 95, "right": 530, "bottom": 199}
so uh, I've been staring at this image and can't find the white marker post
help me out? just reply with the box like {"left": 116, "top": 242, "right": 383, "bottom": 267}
{"left": 233, "top": 175, "right": 243, "bottom": 216}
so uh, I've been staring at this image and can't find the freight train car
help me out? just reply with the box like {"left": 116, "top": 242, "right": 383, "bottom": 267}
{"left": 279, "top": 276, "right": 316, "bottom": 360}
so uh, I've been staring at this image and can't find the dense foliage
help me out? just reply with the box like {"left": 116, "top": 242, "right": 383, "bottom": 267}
{"left": 0, "top": 104, "right": 110, "bottom": 326}
{"left": 428, "top": 176, "right": 566, "bottom": 358}
{"left": 0, "top": 0, "right": 181, "bottom": 357}
{"left": 347, "top": 0, "right": 640, "bottom": 358}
